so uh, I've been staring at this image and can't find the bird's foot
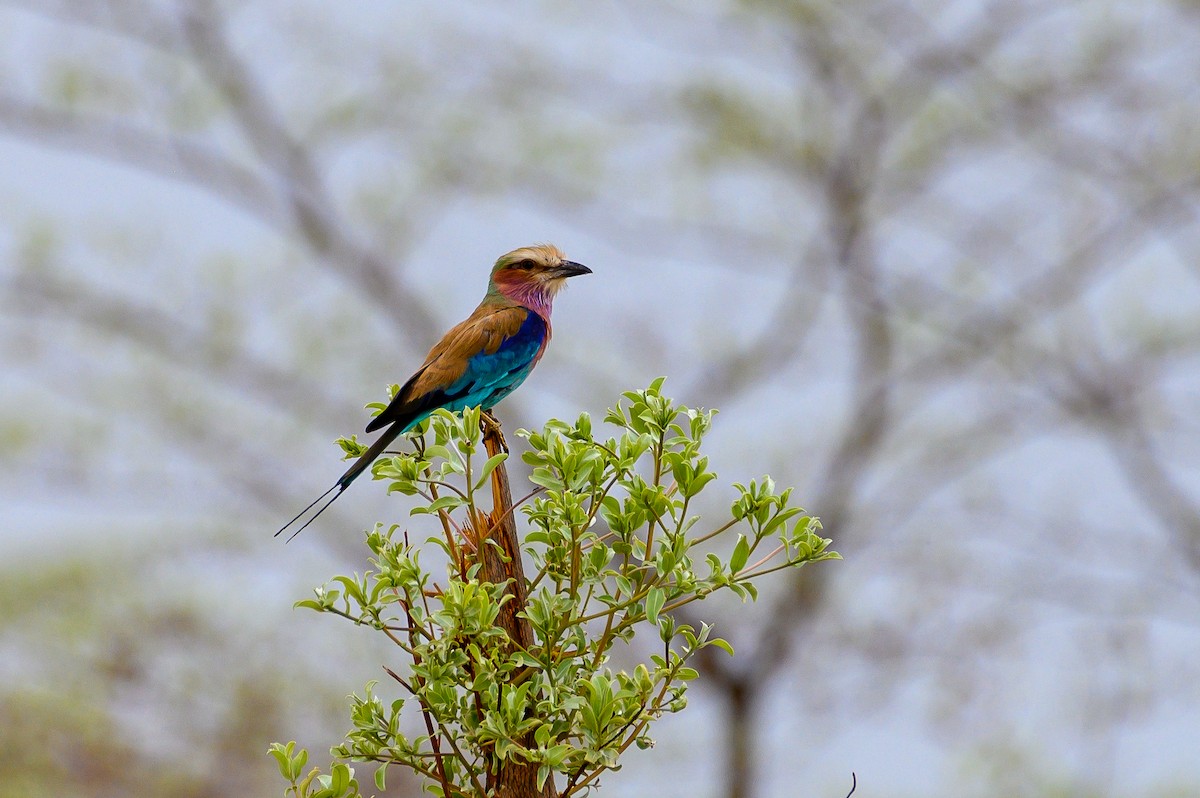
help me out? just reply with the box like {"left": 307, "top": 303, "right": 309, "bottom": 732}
{"left": 480, "top": 409, "right": 508, "bottom": 453}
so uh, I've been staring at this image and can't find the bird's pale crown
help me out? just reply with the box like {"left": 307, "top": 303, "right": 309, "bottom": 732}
{"left": 491, "top": 243, "right": 568, "bottom": 275}
{"left": 489, "top": 243, "right": 590, "bottom": 317}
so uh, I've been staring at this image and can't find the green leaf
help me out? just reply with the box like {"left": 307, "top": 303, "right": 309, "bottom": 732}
{"left": 336, "top": 435, "right": 368, "bottom": 458}
{"left": 332, "top": 575, "right": 366, "bottom": 605}
{"left": 686, "top": 471, "right": 717, "bottom": 497}
{"left": 412, "top": 494, "right": 463, "bottom": 515}
{"left": 658, "top": 613, "right": 676, "bottom": 641}
{"left": 474, "top": 451, "right": 509, "bottom": 489}
{"left": 645, "top": 586, "right": 665, "bottom": 626}
{"left": 268, "top": 741, "right": 300, "bottom": 781}
{"left": 423, "top": 444, "right": 452, "bottom": 462}
{"left": 707, "top": 637, "right": 735, "bottom": 656}
{"left": 290, "top": 747, "right": 308, "bottom": 780}
{"left": 330, "top": 763, "right": 350, "bottom": 795}
{"left": 529, "top": 468, "right": 564, "bottom": 490}
{"left": 730, "top": 534, "right": 750, "bottom": 573}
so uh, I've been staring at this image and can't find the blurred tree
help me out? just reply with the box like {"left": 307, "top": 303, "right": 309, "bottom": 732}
{"left": 2, "top": 1, "right": 1200, "bottom": 797}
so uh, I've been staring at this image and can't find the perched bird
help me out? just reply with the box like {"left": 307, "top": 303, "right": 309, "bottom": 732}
{"left": 278, "top": 244, "right": 591, "bottom": 539}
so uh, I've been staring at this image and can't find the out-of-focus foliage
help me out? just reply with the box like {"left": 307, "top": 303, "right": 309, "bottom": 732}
{"left": 2, "top": 1, "right": 1200, "bottom": 796}
{"left": 0, "top": 534, "right": 366, "bottom": 798}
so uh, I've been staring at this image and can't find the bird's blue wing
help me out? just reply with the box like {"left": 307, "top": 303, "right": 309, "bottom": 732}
{"left": 366, "top": 309, "right": 547, "bottom": 433}
{"left": 423, "top": 310, "right": 545, "bottom": 418}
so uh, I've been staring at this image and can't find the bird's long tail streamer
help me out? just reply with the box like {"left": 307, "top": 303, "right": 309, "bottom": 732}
{"left": 275, "top": 483, "right": 343, "bottom": 541}
{"left": 275, "top": 423, "right": 405, "bottom": 541}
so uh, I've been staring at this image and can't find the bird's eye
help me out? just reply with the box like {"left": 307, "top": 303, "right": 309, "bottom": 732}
{"left": 510, "top": 259, "right": 536, "bottom": 271}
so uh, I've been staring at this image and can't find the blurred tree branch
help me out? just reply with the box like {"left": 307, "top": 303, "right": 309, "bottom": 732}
{"left": 0, "top": 93, "right": 287, "bottom": 224}
{"left": 2, "top": 269, "right": 344, "bottom": 421}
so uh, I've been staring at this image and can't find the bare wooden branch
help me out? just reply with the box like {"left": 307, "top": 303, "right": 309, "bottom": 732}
{"left": 474, "top": 417, "right": 553, "bottom": 798}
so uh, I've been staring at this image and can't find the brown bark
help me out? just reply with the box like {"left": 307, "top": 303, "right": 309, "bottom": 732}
{"left": 474, "top": 419, "right": 554, "bottom": 798}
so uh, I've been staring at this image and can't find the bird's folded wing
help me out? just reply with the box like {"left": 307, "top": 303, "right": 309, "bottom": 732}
{"left": 365, "top": 306, "right": 547, "bottom": 433}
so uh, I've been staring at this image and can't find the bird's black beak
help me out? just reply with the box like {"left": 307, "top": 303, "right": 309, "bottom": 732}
{"left": 556, "top": 260, "right": 592, "bottom": 278}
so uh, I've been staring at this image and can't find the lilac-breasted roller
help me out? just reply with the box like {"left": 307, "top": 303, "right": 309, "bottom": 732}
{"left": 278, "top": 244, "right": 591, "bottom": 538}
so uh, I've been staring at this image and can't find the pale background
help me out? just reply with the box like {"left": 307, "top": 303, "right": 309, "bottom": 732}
{"left": 2, "top": 2, "right": 1199, "bottom": 796}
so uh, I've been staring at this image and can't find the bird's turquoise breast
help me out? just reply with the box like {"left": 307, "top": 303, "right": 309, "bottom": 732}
{"left": 445, "top": 310, "right": 548, "bottom": 411}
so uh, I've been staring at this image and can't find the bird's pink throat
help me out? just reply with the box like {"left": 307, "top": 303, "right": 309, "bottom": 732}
{"left": 494, "top": 274, "right": 556, "bottom": 319}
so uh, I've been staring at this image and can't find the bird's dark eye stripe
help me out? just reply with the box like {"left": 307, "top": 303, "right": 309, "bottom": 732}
{"left": 510, "top": 259, "right": 536, "bottom": 270}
